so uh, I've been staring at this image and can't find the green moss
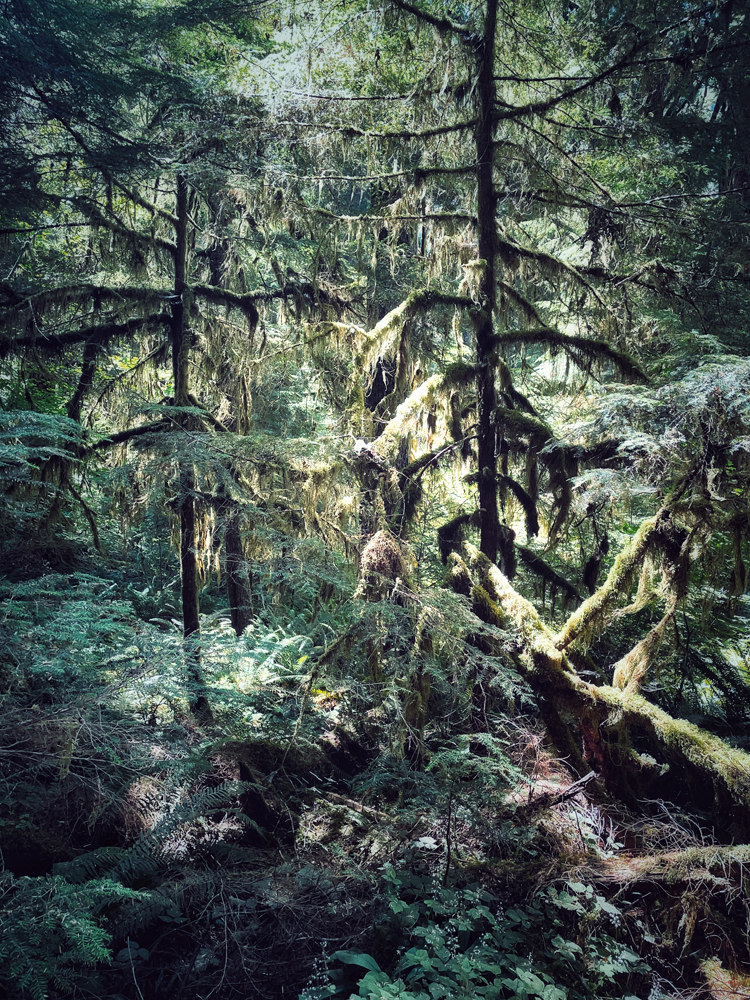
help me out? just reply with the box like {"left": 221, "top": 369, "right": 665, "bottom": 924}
{"left": 556, "top": 516, "right": 658, "bottom": 651}
{"left": 471, "top": 584, "right": 505, "bottom": 627}
{"left": 496, "top": 407, "right": 552, "bottom": 447}
{"left": 443, "top": 360, "right": 479, "bottom": 385}
{"left": 593, "top": 684, "right": 750, "bottom": 809}
{"left": 444, "top": 552, "right": 473, "bottom": 597}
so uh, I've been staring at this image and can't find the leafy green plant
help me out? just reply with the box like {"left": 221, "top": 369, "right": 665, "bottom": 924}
{"left": 310, "top": 868, "right": 649, "bottom": 1000}
{"left": 0, "top": 872, "right": 146, "bottom": 1000}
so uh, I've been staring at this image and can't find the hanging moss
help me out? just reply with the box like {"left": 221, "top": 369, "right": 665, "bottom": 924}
{"left": 611, "top": 601, "right": 676, "bottom": 692}
{"left": 375, "top": 364, "right": 476, "bottom": 458}
{"left": 496, "top": 357, "right": 538, "bottom": 415}
{"left": 498, "top": 476, "right": 539, "bottom": 537}
{"left": 495, "top": 406, "right": 552, "bottom": 448}
{"left": 498, "top": 523, "right": 517, "bottom": 579}
{"left": 437, "top": 512, "right": 474, "bottom": 563}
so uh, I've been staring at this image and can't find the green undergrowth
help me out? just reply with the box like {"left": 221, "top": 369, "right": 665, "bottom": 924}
{"left": 0, "top": 569, "right": 747, "bottom": 1000}
{"left": 307, "top": 866, "right": 649, "bottom": 1000}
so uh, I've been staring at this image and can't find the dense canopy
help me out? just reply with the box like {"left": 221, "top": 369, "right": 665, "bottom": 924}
{"left": 1, "top": 1, "right": 750, "bottom": 998}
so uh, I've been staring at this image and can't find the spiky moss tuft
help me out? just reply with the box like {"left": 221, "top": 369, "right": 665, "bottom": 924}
{"left": 556, "top": 515, "right": 659, "bottom": 651}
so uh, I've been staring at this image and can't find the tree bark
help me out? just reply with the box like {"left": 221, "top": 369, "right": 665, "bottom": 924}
{"left": 172, "top": 172, "right": 210, "bottom": 719}
{"left": 204, "top": 192, "right": 255, "bottom": 637}
{"left": 474, "top": 0, "right": 501, "bottom": 564}
{"left": 225, "top": 511, "right": 253, "bottom": 637}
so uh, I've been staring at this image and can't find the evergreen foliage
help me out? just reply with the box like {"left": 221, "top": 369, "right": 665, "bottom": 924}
{"left": 1, "top": 0, "right": 750, "bottom": 997}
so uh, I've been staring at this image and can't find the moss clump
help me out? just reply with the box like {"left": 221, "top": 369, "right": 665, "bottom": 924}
{"left": 444, "top": 552, "right": 473, "bottom": 596}
{"left": 443, "top": 360, "right": 479, "bottom": 385}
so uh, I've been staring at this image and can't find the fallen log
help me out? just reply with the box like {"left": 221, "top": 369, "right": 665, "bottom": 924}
{"left": 450, "top": 542, "right": 750, "bottom": 835}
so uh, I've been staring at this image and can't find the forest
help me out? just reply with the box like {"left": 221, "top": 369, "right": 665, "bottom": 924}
{"left": 1, "top": 0, "right": 750, "bottom": 997}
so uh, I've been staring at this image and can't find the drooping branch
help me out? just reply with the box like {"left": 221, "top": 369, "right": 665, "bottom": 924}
{"left": 193, "top": 280, "right": 342, "bottom": 319}
{"left": 493, "top": 37, "right": 648, "bottom": 122}
{"left": 67, "top": 195, "right": 177, "bottom": 257}
{"left": 375, "top": 0, "right": 469, "bottom": 35}
{"left": 498, "top": 476, "right": 539, "bottom": 536}
{"left": 495, "top": 407, "right": 552, "bottom": 449}
{"left": 309, "top": 207, "right": 476, "bottom": 225}
{"left": 499, "top": 328, "right": 648, "bottom": 383}
{"left": 515, "top": 545, "right": 580, "bottom": 604}
{"left": 495, "top": 230, "right": 610, "bottom": 306}
{"left": 302, "top": 118, "right": 478, "bottom": 140}
{"left": 317, "top": 289, "right": 474, "bottom": 375}
{"left": 87, "top": 419, "right": 171, "bottom": 452}
{"left": 269, "top": 163, "right": 479, "bottom": 184}
{"left": 0, "top": 285, "right": 175, "bottom": 320}
{"left": 0, "top": 314, "right": 171, "bottom": 357}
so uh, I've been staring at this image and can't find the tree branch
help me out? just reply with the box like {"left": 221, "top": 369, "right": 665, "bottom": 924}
{"left": 387, "top": 0, "right": 470, "bottom": 35}
{"left": 0, "top": 314, "right": 171, "bottom": 357}
{"left": 498, "top": 328, "right": 647, "bottom": 383}
{"left": 87, "top": 420, "right": 171, "bottom": 452}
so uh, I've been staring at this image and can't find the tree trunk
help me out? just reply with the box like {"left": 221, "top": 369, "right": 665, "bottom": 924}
{"left": 474, "top": 0, "right": 501, "bottom": 564}
{"left": 225, "top": 510, "right": 253, "bottom": 637}
{"left": 205, "top": 192, "right": 255, "bottom": 637}
{"left": 172, "top": 172, "right": 210, "bottom": 719}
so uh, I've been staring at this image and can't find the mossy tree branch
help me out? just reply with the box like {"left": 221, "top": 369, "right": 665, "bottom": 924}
{"left": 499, "top": 328, "right": 648, "bottom": 383}
{"left": 555, "top": 513, "right": 662, "bottom": 651}
{"left": 457, "top": 541, "right": 750, "bottom": 830}
{"left": 0, "top": 314, "right": 171, "bottom": 357}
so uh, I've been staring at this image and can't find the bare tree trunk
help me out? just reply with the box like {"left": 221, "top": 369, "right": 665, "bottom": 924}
{"left": 172, "top": 172, "right": 210, "bottom": 719}
{"left": 474, "top": 0, "right": 501, "bottom": 564}
{"left": 225, "top": 511, "right": 253, "bottom": 637}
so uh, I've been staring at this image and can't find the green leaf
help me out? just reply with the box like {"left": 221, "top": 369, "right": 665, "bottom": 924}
{"left": 331, "top": 950, "right": 382, "bottom": 973}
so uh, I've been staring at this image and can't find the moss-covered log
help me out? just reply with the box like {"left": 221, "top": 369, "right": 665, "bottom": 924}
{"left": 458, "top": 541, "right": 750, "bottom": 833}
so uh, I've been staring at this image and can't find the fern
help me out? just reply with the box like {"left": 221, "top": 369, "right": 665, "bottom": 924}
{"left": 0, "top": 872, "right": 145, "bottom": 1000}
{"left": 56, "top": 780, "right": 253, "bottom": 886}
